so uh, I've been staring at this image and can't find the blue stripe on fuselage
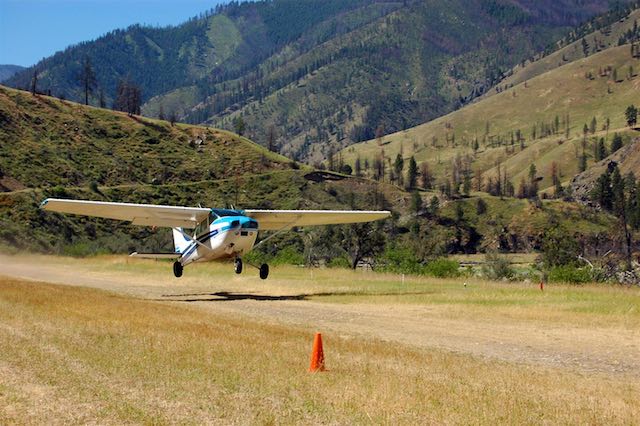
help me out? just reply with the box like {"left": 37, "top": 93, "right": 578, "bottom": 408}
{"left": 179, "top": 215, "right": 257, "bottom": 260}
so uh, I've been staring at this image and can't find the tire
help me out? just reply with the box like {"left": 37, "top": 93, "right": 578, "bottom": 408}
{"left": 234, "top": 258, "right": 243, "bottom": 274}
{"left": 259, "top": 263, "right": 269, "bottom": 280}
{"left": 173, "top": 261, "right": 183, "bottom": 278}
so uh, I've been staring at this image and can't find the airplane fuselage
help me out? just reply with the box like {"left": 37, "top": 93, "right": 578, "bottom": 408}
{"left": 179, "top": 214, "right": 259, "bottom": 266}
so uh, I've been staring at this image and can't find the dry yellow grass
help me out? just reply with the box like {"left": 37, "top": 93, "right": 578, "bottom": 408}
{"left": 0, "top": 270, "right": 639, "bottom": 424}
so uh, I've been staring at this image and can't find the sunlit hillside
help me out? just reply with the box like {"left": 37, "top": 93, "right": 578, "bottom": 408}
{"left": 341, "top": 44, "right": 639, "bottom": 190}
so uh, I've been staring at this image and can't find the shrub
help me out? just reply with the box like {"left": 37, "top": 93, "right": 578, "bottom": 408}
{"left": 424, "top": 258, "right": 460, "bottom": 278}
{"left": 89, "top": 180, "right": 100, "bottom": 193}
{"left": 476, "top": 198, "right": 488, "bottom": 215}
{"left": 49, "top": 185, "right": 67, "bottom": 197}
{"left": 482, "top": 253, "right": 514, "bottom": 280}
{"left": 548, "top": 266, "right": 593, "bottom": 284}
{"left": 541, "top": 225, "right": 580, "bottom": 268}
{"left": 247, "top": 246, "right": 305, "bottom": 266}
{"left": 327, "top": 256, "right": 350, "bottom": 268}
{"left": 272, "top": 246, "right": 305, "bottom": 265}
{"left": 379, "top": 246, "right": 423, "bottom": 274}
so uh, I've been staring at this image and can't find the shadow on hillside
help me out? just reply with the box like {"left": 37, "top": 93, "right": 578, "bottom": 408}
{"left": 156, "top": 290, "right": 436, "bottom": 302}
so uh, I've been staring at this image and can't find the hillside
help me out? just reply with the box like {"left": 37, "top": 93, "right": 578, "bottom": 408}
{"left": 0, "top": 85, "right": 294, "bottom": 190}
{"left": 340, "top": 42, "right": 640, "bottom": 192}
{"left": 485, "top": 7, "right": 640, "bottom": 97}
{"left": 0, "top": 85, "right": 408, "bottom": 254}
{"left": 4, "top": 0, "right": 624, "bottom": 162}
{"left": 0, "top": 85, "right": 623, "bottom": 263}
{"left": 571, "top": 138, "right": 640, "bottom": 200}
{"left": 0, "top": 65, "right": 24, "bottom": 83}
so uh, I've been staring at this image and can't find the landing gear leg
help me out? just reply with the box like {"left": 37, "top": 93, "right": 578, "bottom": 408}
{"left": 234, "top": 257, "right": 243, "bottom": 274}
{"left": 173, "top": 261, "right": 183, "bottom": 278}
{"left": 259, "top": 263, "right": 269, "bottom": 280}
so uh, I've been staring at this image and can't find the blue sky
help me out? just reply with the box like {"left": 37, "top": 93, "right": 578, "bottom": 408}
{"left": 0, "top": 0, "right": 230, "bottom": 67}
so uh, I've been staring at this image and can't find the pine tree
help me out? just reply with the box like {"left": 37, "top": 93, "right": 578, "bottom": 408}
{"left": 233, "top": 116, "right": 246, "bottom": 136}
{"left": 420, "top": 162, "right": 433, "bottom": 189}
{"left": 611, "top": 167, "right": 633, "bottom": 269}
{"left": 596, "top": 138, "right": 607, "bottom": 161}
{"left": 579, "top": 151, "right": 587, "bottom": 172}
{"left": 517, "top": 176, "right": 528, "bottom": 199}
{"left": 625, "top": 105, "right": 638, "bottom": 127}
{"left": 266, "top": 125, "right": 276, "bottom": 151}
{"left": 30, "top": 68, "right": 38, "bottom": 95}
{"left": 528, "top": 164, "right": 538, "bottom": 197}
{"left": 407, "top": 156, "right": 417, "bottom": 189}
{"left": 591, "top": 171, "right": 613, "bottom": 210}
{"left": 611, "top": 133, "right": 622, "bottom": 154}
{"left": 78, "top": 56, "right": 97, "bottom": 106}
{"left": 394, "top": 154, "right": 404, "bottom": 185}
{"left": 611, "top": 167, "right": 625, "bottom": 216}
{"left": 410, "top": 191, "right": 422, "bottom": 214}
{"left": 462, "top": 173, "right": 471, "bottom": 197}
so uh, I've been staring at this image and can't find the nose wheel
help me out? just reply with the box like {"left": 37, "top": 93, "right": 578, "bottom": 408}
{"left": 234, "top": 257, "right": 243, "bottom": 274}
{"left": 259, "top": 263, "right": 269, "bottom": 280}
{"left": 173, "top": 261, "right": 183, "bottom": 278}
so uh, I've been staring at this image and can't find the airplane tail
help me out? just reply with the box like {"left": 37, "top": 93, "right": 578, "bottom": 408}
{"left": 172, "top": 228, "right": 191, "bottom": 254}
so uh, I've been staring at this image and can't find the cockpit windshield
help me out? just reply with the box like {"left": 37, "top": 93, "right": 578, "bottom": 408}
{"left": 210, "top": 209, "right": 243, "bottom": 218}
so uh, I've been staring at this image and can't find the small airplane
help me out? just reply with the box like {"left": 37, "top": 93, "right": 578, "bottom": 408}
{"left": 40, "top": 198, "right": 391, "bottom": 279}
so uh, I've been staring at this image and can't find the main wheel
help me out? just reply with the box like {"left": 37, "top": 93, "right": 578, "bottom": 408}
{"left": 259, "top": 263, "right": 269, "bottom": 280}
{"left": 173, "top": 261, "right": 183, "bottom": 278}
{"left": 234, "top": 258, "right": 243, "bottom": 274}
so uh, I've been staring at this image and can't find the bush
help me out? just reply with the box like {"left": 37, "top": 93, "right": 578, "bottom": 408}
{"left": 482, "top": 253, "right": 514, "bottom": 280}
{"left": 541, "top": 226, "right": 580, "bottom": 268}
{"left": 379, "top": 246, "right": 423, "bottom": 274}
{"left": 89, "top": 181, "right": 100, "bottom": 194}
{"left": 327, "top": 256, "right": 350, "bottom": 268}
{"left": 424, "top": 258, "right": 460, "bottom": 278}
{"left": 272, "top": 246, "right": 305, "bottom": 265}
{"left": 49, "top": 185, "right": 67, "bottom": 197}
{"left": 247, "top": 246, "right": 305, "bottom": 266}
{"left": 548, "top": 266, "right": 593, "bottom": 284}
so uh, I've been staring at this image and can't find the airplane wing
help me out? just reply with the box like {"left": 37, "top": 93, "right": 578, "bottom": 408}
{"left": 40, "top": 198, "right": 210, "bottom": 228}
{"left": 244, "top": 209, "right": 391, "bottom": 230}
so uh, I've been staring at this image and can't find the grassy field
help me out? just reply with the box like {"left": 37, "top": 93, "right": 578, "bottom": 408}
{"left": 1, "top": 255, "right": 639, "bottom": 424}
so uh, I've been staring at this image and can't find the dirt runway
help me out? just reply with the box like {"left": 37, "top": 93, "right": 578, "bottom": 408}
{"left": 1, "top": 254, "right": 638, "bottom": 377}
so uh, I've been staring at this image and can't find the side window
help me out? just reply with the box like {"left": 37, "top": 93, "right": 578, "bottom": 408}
{"left": 194, "top": 214, "right": 212, "bottom": 237}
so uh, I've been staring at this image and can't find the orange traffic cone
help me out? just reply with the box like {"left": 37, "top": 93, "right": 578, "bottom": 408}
{"left": 309, "top": 332, "right": 325, "bottom": 372}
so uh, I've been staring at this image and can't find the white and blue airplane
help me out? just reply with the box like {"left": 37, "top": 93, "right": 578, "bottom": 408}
{"left": 40, "top": 198, "right": 390, "bottom": 279}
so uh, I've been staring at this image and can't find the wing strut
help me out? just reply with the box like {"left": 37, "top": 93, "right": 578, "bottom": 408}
{"left": 173, "top": 227, "right": 215, "bottom": 254}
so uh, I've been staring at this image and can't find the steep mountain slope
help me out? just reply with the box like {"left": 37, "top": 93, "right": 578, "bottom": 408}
{"left": 486, "top": 6, "right": 640, "bottom": 98}
{"left": 340, "top": 39, "right": 640, "bottom": 192}
{"left": 5, "top": 0, "right": 388, "bottom": 106}
{"left": 0, "top": 65, "right": 24, "bottom": 83}
{"left": 5, "top": 0, "right": 624, "bottom": 162}
{"left": 181, "top": 0, "right": 624, "bottom": 162}
{"left": 571, "top": 137, "right": 640, "bottom": 200}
